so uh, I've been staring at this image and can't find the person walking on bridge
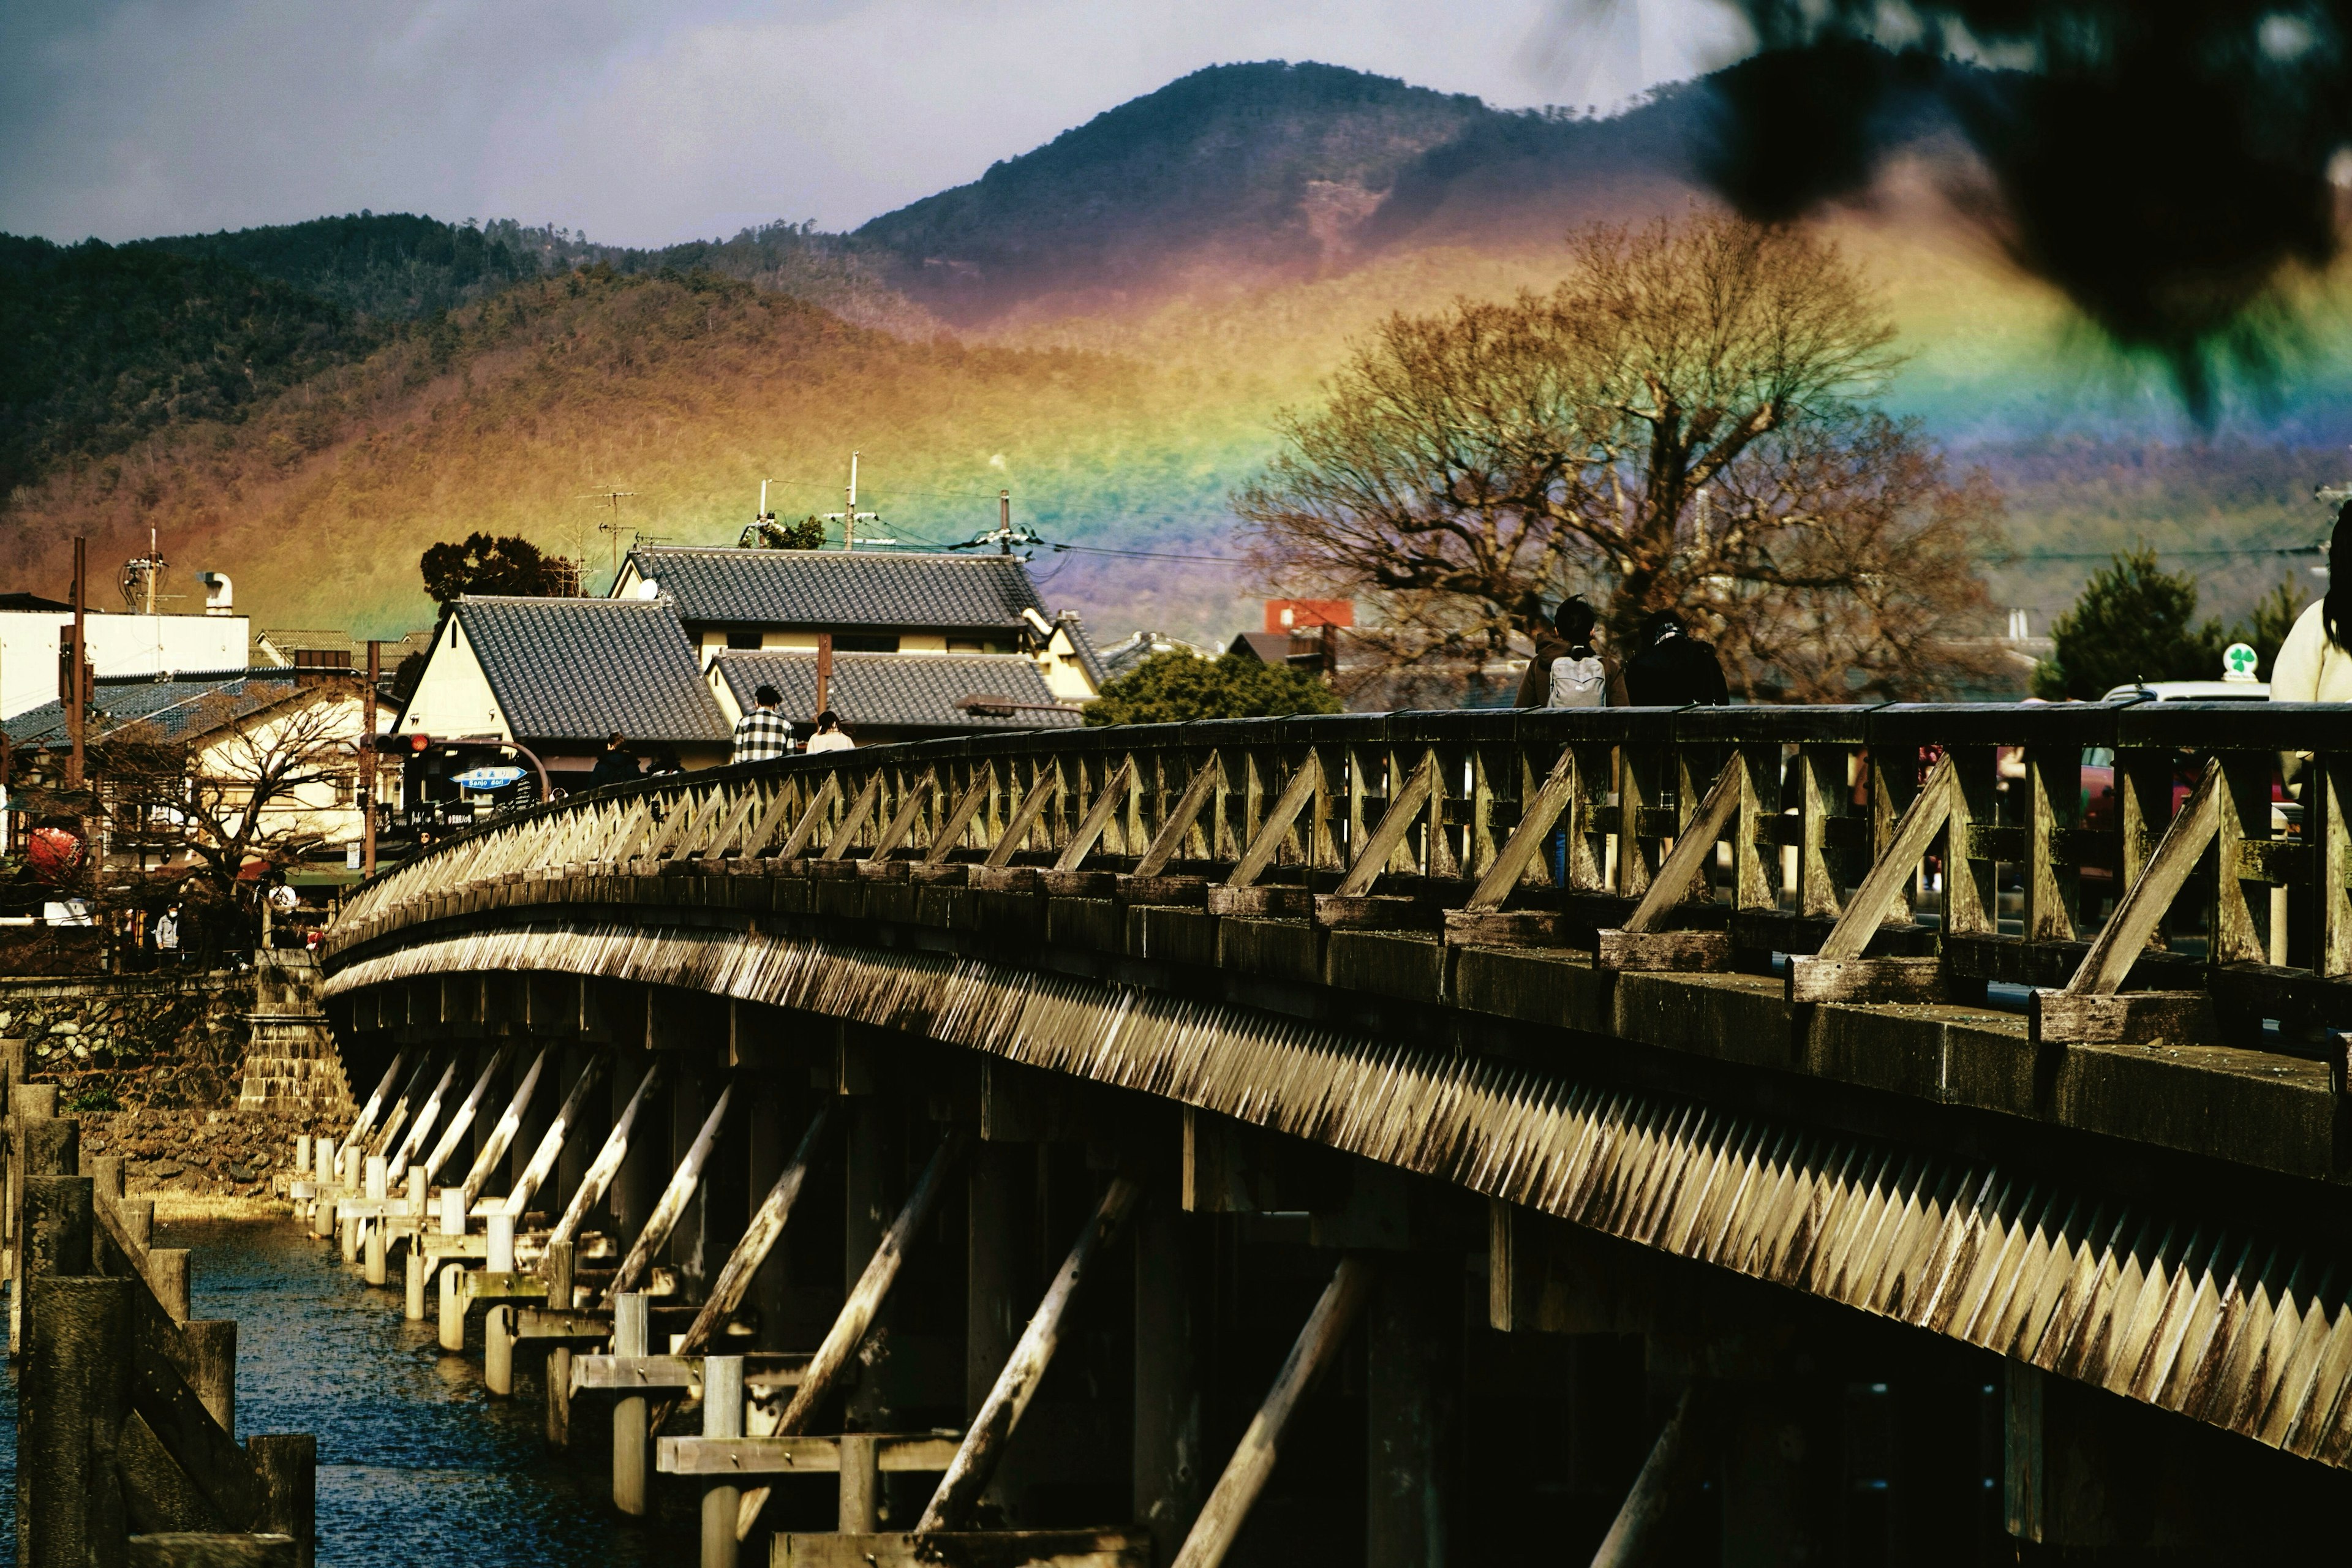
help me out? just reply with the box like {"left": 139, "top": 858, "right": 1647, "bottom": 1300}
{"left": 2269, "top": 501, "right": 2352, "bottom": 703}
{"left": 731, "top": 683, "right": 793, "bottom": 764}
{"left": 804, "top": 709, "right": 854, "bottom": 755}
{"left": 1624, "top": 611, "right": 1729, "bottom": 707}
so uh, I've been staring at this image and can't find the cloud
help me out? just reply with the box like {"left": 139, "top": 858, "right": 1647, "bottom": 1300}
{"left": 0, "top": 0, "right": 1747, "bottom": 245}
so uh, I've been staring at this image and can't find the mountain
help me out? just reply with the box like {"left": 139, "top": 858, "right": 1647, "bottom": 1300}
{"left": 854, "top": 60, "right": 1702, "bottom": 325}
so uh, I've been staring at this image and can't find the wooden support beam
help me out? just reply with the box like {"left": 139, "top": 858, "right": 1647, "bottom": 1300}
{"left": 1589, "top": 1384, "right": 1717, "bottom": 1568}
{"left": 1223, "top": 752, "right": 1323, "bottom": 893}
{"left": 601, "top": 1083, "right": 735, "bottom": 1305}
{"left": 1054, "top": 760, "right": 1137, "bottom": 873}
{"left": 665, "top": 1432, "right": 960, "bottom": 1475}
{"left": 1134, "top": 1199, "right": 1207, "bottom": 1562}
{"left": 982, "top": 772, "right": 1060, "bottom": 870}
{"left": 1134, "top": 757, "right": 1224, "bottom": 878}
{"left": 458, "top": 1044, "right": 549, "bottom": 1212}
{"left": 676, "top": 1104, "right": 833, "bottom": 1357}
{"left": 775, "top": 775, "right": 843, "bottom": 861}
{"left": 925, "top": 770, "right": 995, "bottom": 864}
{"left": 1785, "top": 753, "right": 1960, "bottom": 1003}
{"left": 345, "top": 1050, "right": 408, "bottom": 1150}
{"left": 1593, "top": 758, "right": 1744, "bottom": 972}
{"left": 547, "top": 1058, "right": 666, "bottom": 1253}
{"left": 1169, "top": 1254, "right": 1374, "bottom": 1568}
{"left": 421, "top": 1046, "right": 514, "bottom": 1185}
{"left": 820, "top": 775, "right": 884, "bottom": 861}
{"left": 1333, "top": 755, "right": 1438, "bottom": 899}
{"left": 503, "top": 1052, "right": 609, "bottom": 1217}
{"left": 919, "top": 1177, "right": 1142, "bottom": 1530}
{"left": 1460, "top": 748, "right": 1577, "bottom": 911}
{"left": 868, "top": 771, "right": 940, "bottom": 863}
{"left": 739, "top": 1130, "right": 972, "bottom": 1540}
{"left": 380, "top": 1055, "right": 456, "bottom": 1174}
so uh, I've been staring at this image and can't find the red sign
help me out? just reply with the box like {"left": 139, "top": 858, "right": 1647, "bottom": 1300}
{"left": 1264, "top": 600, "right": 1353, "bottom": 633}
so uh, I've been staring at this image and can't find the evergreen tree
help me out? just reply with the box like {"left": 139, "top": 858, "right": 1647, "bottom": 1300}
{"left": 420, "top": 532, "right": 564, "bottom": 605}
{"left": 1085, "top": 651, "right": 1341, "bottom": 725}
{"left": 2032, "top": 548, "right": 2225, "bottom": 699}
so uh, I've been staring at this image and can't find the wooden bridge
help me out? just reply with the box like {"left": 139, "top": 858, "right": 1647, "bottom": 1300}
{"left": 312, "top": 704, "right": 2352, "bottom": 1564}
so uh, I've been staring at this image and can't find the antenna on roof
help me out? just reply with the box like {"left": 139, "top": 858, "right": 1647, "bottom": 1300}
{"left": 575, "top": 484, "right": 638, "bottom": 589}
{"left": 823, "top": 451, "right": 889, "bottom": 549}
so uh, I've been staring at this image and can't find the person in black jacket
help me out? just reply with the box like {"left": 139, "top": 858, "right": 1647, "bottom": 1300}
{"left": 1623, "top": 611, "right": 1730, "bottom": 706}
{"left": 587, "top": 733, "right": 641, "bottom": 790}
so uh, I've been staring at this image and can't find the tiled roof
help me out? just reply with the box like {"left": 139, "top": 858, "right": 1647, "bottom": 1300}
{"left": 1098, "top": 630, "right": 1215, "bottom": 682}
{"left": 709, "top": 651, "right": 1083, "bottom": 733}
{"left": 3, "top": 668, "right": 322, "bottom": 745}
{"left": 453, "top": 597, "right": 728, "bottom": 745}
{"left": 624, "top": 548, "right": 1050, "bottom": 632}
{"left": 1052, "top": 611, "right": 1109, "bottom": 692}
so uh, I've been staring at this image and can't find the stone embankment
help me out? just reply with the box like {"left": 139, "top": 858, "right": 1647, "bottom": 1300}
{"left": 1, "top": 949, "right": 354, "bottom": 1198}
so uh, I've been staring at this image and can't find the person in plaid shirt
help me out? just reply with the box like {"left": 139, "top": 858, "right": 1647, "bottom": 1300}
{"left": 731, "top": 683, "right": 794, "bottom": 764}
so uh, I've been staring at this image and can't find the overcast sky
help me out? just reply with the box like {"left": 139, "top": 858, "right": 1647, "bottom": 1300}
{"left": 0, "top": 0, "right": 1752, "bottom": 246}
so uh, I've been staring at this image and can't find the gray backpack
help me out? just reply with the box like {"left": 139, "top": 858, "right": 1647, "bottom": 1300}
{"left": 1548, "top": 654, "right": 1607, "bottom": 707}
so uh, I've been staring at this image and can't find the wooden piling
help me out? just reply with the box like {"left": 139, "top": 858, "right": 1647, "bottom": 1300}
{"left": 1366, "top": 1263, "right": 1459, "bottom": 1568}
{"left": 919, "top": 1177, "right": 1140, "bottom": 1531}
{"left": 247, "top": 1433, "right": 317, "bottom": 1568}
{"left": 404, "top": 1248, "right": 426, "bottom": 1322}
{"left": 545, "top": 1240, "right": 576, "bottom": 1449}
{"left": 548, "top": 1058, "right": 664, "bottom": 1251}
{"left": 613, "top": 1291, "right": 652, "bottom": 1517}
{"left": 701, "top": 1354, "right": 745, "bottom": 1568}
{"left": 677, "top": 1104, "right": 832, "bottom": 1357}
{"left": 184, "top": 1320, "right": 239, "bottom": 1433}
{"left": 20, "top": 1274, "right": 134, "bottom": 1567}
{"left": 438, "top": 1261, "right": 464, "bottom": 1352}
{"left": 1133, "top": 1200, "right": 1207, "bottom": 1562}
{"left": 485, "top": 1305, "right": 515, "bottom": 1396}
{"left": 1170, "top": 1254, "right": 1373, "bottom": 1568}
{"left": 838, "top": 1433, "right": 881, "bottom": 1533}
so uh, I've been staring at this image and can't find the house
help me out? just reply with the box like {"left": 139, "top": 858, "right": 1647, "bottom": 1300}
{"left": 4, "top": 668, "right": 378, "bottom": 875}
{"left": 0, "top": 595, "right": 253, "bottom": 720}
{"left": 610, "top": 547, "right": 1106, "bottom": 705}
{"left": 392, "top": 595, "right": 731, "bottom": 785}
{"left": 707, "top": 650, "right": 1082, "bottom": 745}
{"left": 255, "top": 626, "right": 434, "bottom": 677}
{"left": 1098, "top": 630, "right": 1214, "bottom": 682}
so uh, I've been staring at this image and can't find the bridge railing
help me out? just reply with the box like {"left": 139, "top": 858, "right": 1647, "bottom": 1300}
{"left": 331, "top": 702, "right": 2352, "bottom": 1058}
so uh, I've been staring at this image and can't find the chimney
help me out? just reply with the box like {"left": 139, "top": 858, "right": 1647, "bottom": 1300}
{"left": 198, "top": 571, "right": 234, "bottom": 616}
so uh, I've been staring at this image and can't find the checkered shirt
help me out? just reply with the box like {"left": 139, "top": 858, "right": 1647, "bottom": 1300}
{"left": 730, "top": 706, "right": 793, "bottom": 764}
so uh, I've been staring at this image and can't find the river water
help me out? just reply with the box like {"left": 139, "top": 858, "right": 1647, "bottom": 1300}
{"left": 3, "top": 1218, "right": 698, "bottom": 1566}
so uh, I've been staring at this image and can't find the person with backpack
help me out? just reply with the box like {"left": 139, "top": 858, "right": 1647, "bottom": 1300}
{"left": 1515, "top": 597, "right": 1622, "bottom": 708}
{"left": 1624, "top": 610, "right": 1730, "bottom": 706}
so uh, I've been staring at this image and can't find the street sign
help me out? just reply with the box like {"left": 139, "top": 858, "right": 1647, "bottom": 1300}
{"left": 453, "top": 766, "right": 528, "bottom": 791}
{"left": 2222, "top": 642, "right": 2260, "bottom": 682}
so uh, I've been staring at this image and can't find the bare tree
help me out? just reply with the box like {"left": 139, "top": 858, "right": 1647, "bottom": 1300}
{"left": 1237, "top": 214, "right": 2003, "bottom": 702}
{"left": 95, "top": 681, "right": 363, "bottom": 904}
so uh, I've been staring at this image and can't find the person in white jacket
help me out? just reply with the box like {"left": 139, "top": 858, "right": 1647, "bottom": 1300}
{"left": 2270, "top": 502, "right": 2352, "bottom": 702}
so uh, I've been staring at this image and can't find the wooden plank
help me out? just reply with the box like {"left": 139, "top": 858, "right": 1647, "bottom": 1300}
{"left": 2030, "top": 990, "right": 2220, "bottom": 1047}
{"left": 676, "top": 1104, "right": 834, "bottom": 1356}
{"left": 1333, "top": 755, "right": 1438, "bottom": 899}
{"left": 1619, "top": 759, "right": 1745, "bottom": 934}
{"left": 1052, "top": 760, "right": 1137, "bottom": 873}
{"left": 1786, "top": 956, "right": 1947, "bottom": 1005}
{"left": 737, "top": 1131, "right": 971, "bottom": 1539}
{"left": 514, "top": 1308, "right": 611, "bottom": 1341}
{"left": 1594, "top": 929, "right": 1732, "bottom": 973}
{"left": 457, "top": 1270, "right": 549, "bottom": 1305}
{"left": 658, "top": 1434, "right": 958, "bottom": 1475}
{"left": 1442, "top": 909, "right": 1567, "bottom": 948}
{"left": 1134, "top": 757, "right": 1224, "bottom": 878}
{"left": 773, "top": 1531, "right": 1150, "bottom": 1568}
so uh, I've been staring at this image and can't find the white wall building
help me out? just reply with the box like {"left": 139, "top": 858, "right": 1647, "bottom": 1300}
{"left": 0, "top": 604, "right": 253, "bottom": 720}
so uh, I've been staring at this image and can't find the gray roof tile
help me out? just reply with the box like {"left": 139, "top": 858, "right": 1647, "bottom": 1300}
{"left": 625, "top": 548, "right": 1049, "bottom": 632}
{"left": 4, "top": 668, "right": 318, "bottom": 746}
{"left": 454, "top": 597, "right": 728, "bottom": 745}
{"left": 710, "top": 651, "right": 1082, "bottom": 733}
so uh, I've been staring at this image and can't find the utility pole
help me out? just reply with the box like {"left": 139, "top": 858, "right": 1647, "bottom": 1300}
{"left": 67, "top": 538, "right": 86, "bottom": 793}
{"left": 363, "top": 640, "right": 380, "bottom": 878}
{"left": 1000, "top": 490, "right": 1011, "bottom": 555}
{"left": 815, "top": 632, "right": 834, "bottom": 719}
{"left": 845, "top": 452, "right": 859, "bottom": 552}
